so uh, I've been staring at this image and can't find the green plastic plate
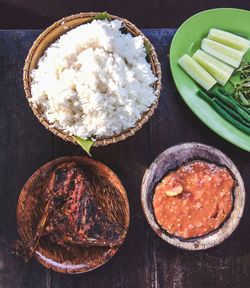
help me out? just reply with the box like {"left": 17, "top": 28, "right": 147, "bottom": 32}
{"left": 170, "top": 8, "right": 250, "bottom": 152}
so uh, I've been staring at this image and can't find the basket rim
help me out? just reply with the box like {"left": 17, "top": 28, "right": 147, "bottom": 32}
{"left": 23, "top": 12, "right": 162, "bottom": 147}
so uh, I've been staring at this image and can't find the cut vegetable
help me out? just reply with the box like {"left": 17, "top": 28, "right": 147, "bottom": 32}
{"left": 201, "top": 38, "right": 244, "bottom": 68}
{"left": 178, "top": 54, "right": 217, "bottom": 90}
{"left": 193, "top": 49, "right": 234, "bottom": 86}
{"left": 165, "top": 185, "right": 183, "bottom": 196}
{"left": 197, "top": 89, "right": 250, "bottom": 135}
{"left": 208, "top": 28, "right": 250, "bottom": 53}
{"left": 214, "top": 98, "right": 250, "bottom": 127}
{"left": 210, "top": 89, "right": 250, "bottom": 122}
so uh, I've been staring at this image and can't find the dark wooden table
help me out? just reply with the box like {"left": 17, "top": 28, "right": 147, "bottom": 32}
{"left": 0, "top": 28, "right": 249, "bottom": 288}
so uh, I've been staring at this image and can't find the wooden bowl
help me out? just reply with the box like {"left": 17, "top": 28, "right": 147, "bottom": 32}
{"left": 16, "top": 156, "right": 130, "bottom": 273}
{"left": 141, "top": 142, "right": 245, "bottom": 250}
{"left": 23, "top": 12, "right": 162, "bottom": 147}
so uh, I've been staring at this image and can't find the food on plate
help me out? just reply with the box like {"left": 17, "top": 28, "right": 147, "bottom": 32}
{"left": 178, "top": 54, "right": 217, "bottom": 90}
{"left": 211, "top": 88, "right": 250, "bottom": 122}
{"left": 178, "top": 29, "right": 249, "bottom": 91}
{"left": 207, "top": 28, "right": 250, "bottom": 53}
{"left": 193, "top": 49, "right": 234, "bottom": 86}
{"left": 197, "top": 59, "right": 250, "bottom": 134}
{"left": 17, "top": 162, "right": 126, "bottom": 261}
{"left": 230, "top": 61, "right": 250, "bottom": 107}
{"left": 197, "top": 89, "right": 250, "bottom": 135}
{"left": 153, "top": 160, "right": 234, "bottom": 239}
{"left": 196, "top": 60, "right": 250, "bottom": 134}
{"left": 29, "top": 19, "right": 157, "bottom": 141}
{"left": 178, "top": 27, "right": 250, "bottom": 132}
{"left": 201, "top": 38, "right": 245, "bottom": 68}
{"left": 44, "top": 162, "right": 125, "bottom": 247}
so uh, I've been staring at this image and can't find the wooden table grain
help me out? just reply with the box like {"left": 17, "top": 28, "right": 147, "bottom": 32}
{"left": 0, "top": 29, "right": 249, "bottom": 288}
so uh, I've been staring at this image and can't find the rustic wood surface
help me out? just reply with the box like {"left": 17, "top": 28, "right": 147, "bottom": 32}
{"left": 0, "top": 29, "right": 250, "bottom": 288}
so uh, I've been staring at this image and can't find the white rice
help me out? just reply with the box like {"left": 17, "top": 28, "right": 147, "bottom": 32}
{"left": 30, "top": 19, "right": 157, "bottom": 140}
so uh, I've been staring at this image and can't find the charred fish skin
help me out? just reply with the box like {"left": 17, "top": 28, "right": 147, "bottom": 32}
{"left": 14, "top": 161, "right": 125, "bottom": 261}
{"left": 45, "top": 162, "right": 125, "bottom": 248}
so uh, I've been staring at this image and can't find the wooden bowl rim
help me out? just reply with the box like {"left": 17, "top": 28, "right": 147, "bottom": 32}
{"left": 141, "top": 142, "right": 245, "bottom": 250}
{"left": 16, "top": 156, "right": 130, "bottom": 273}
{"left": 23, "top": 12, "right": 162, "bottom": 147}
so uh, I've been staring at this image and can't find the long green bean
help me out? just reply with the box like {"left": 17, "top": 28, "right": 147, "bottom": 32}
{"left": 197, "top": 90, "right": 250, "bottom": 135}
{"left": 211, "top": 89, "right": 250, "bottom": 122}
{"left": 228, "top": 94, "right": 250, "bottom": 116}
{"left": 214, "top": 98, "right": 250, "bottom": 127}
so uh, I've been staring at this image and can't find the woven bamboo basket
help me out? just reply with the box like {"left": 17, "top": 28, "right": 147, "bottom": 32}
{"left": 23, "top": 12, "right": 162, "bottom": 147}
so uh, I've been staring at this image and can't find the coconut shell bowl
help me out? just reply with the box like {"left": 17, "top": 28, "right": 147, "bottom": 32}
{"left": 16, "top": 156, "right": 130, "bottom": 273}
{"left": 141, "top": 142, "right": 245, "bottom": 250}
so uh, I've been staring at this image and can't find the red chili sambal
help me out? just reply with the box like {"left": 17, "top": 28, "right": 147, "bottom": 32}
{"left": 153, "top": 161, "right": 234, "bottom": 239}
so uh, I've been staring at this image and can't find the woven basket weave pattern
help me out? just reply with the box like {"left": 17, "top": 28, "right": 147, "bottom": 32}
{"left": 23, "top": 13, "right": 162, "bottom": 147}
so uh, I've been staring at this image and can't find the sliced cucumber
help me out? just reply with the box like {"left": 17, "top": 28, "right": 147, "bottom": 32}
{"left": 201, "top": 38, "right": 244, "bottom": 68}
{"left": 193, "top": 49, "right": 234, "bottom": 86}
{"left": 208, "top": 28, "right": 250, "bottom": 53}
{"left": 178, "top": 54, "right": 217, "bottom": 91}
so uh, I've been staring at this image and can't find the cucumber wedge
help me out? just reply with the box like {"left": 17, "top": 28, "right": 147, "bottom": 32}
{"left": 193, "top": 49, "right": 234, "bottom": 86}
{"left": 208, "top": 28, "right": 250, "bottom": 53}
{"left": 178, "top": 54, "right": 217, "bottom": 91}
{"left": 201, "top": 38, "right": 244, "bottom": 68}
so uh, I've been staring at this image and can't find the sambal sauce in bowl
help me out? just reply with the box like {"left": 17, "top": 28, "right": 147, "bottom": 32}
{"left": 141, "top": 143, "right": 245, "bottom": 250}
{"left": 153, "top": 160, "right": 234, "bottom": 239}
